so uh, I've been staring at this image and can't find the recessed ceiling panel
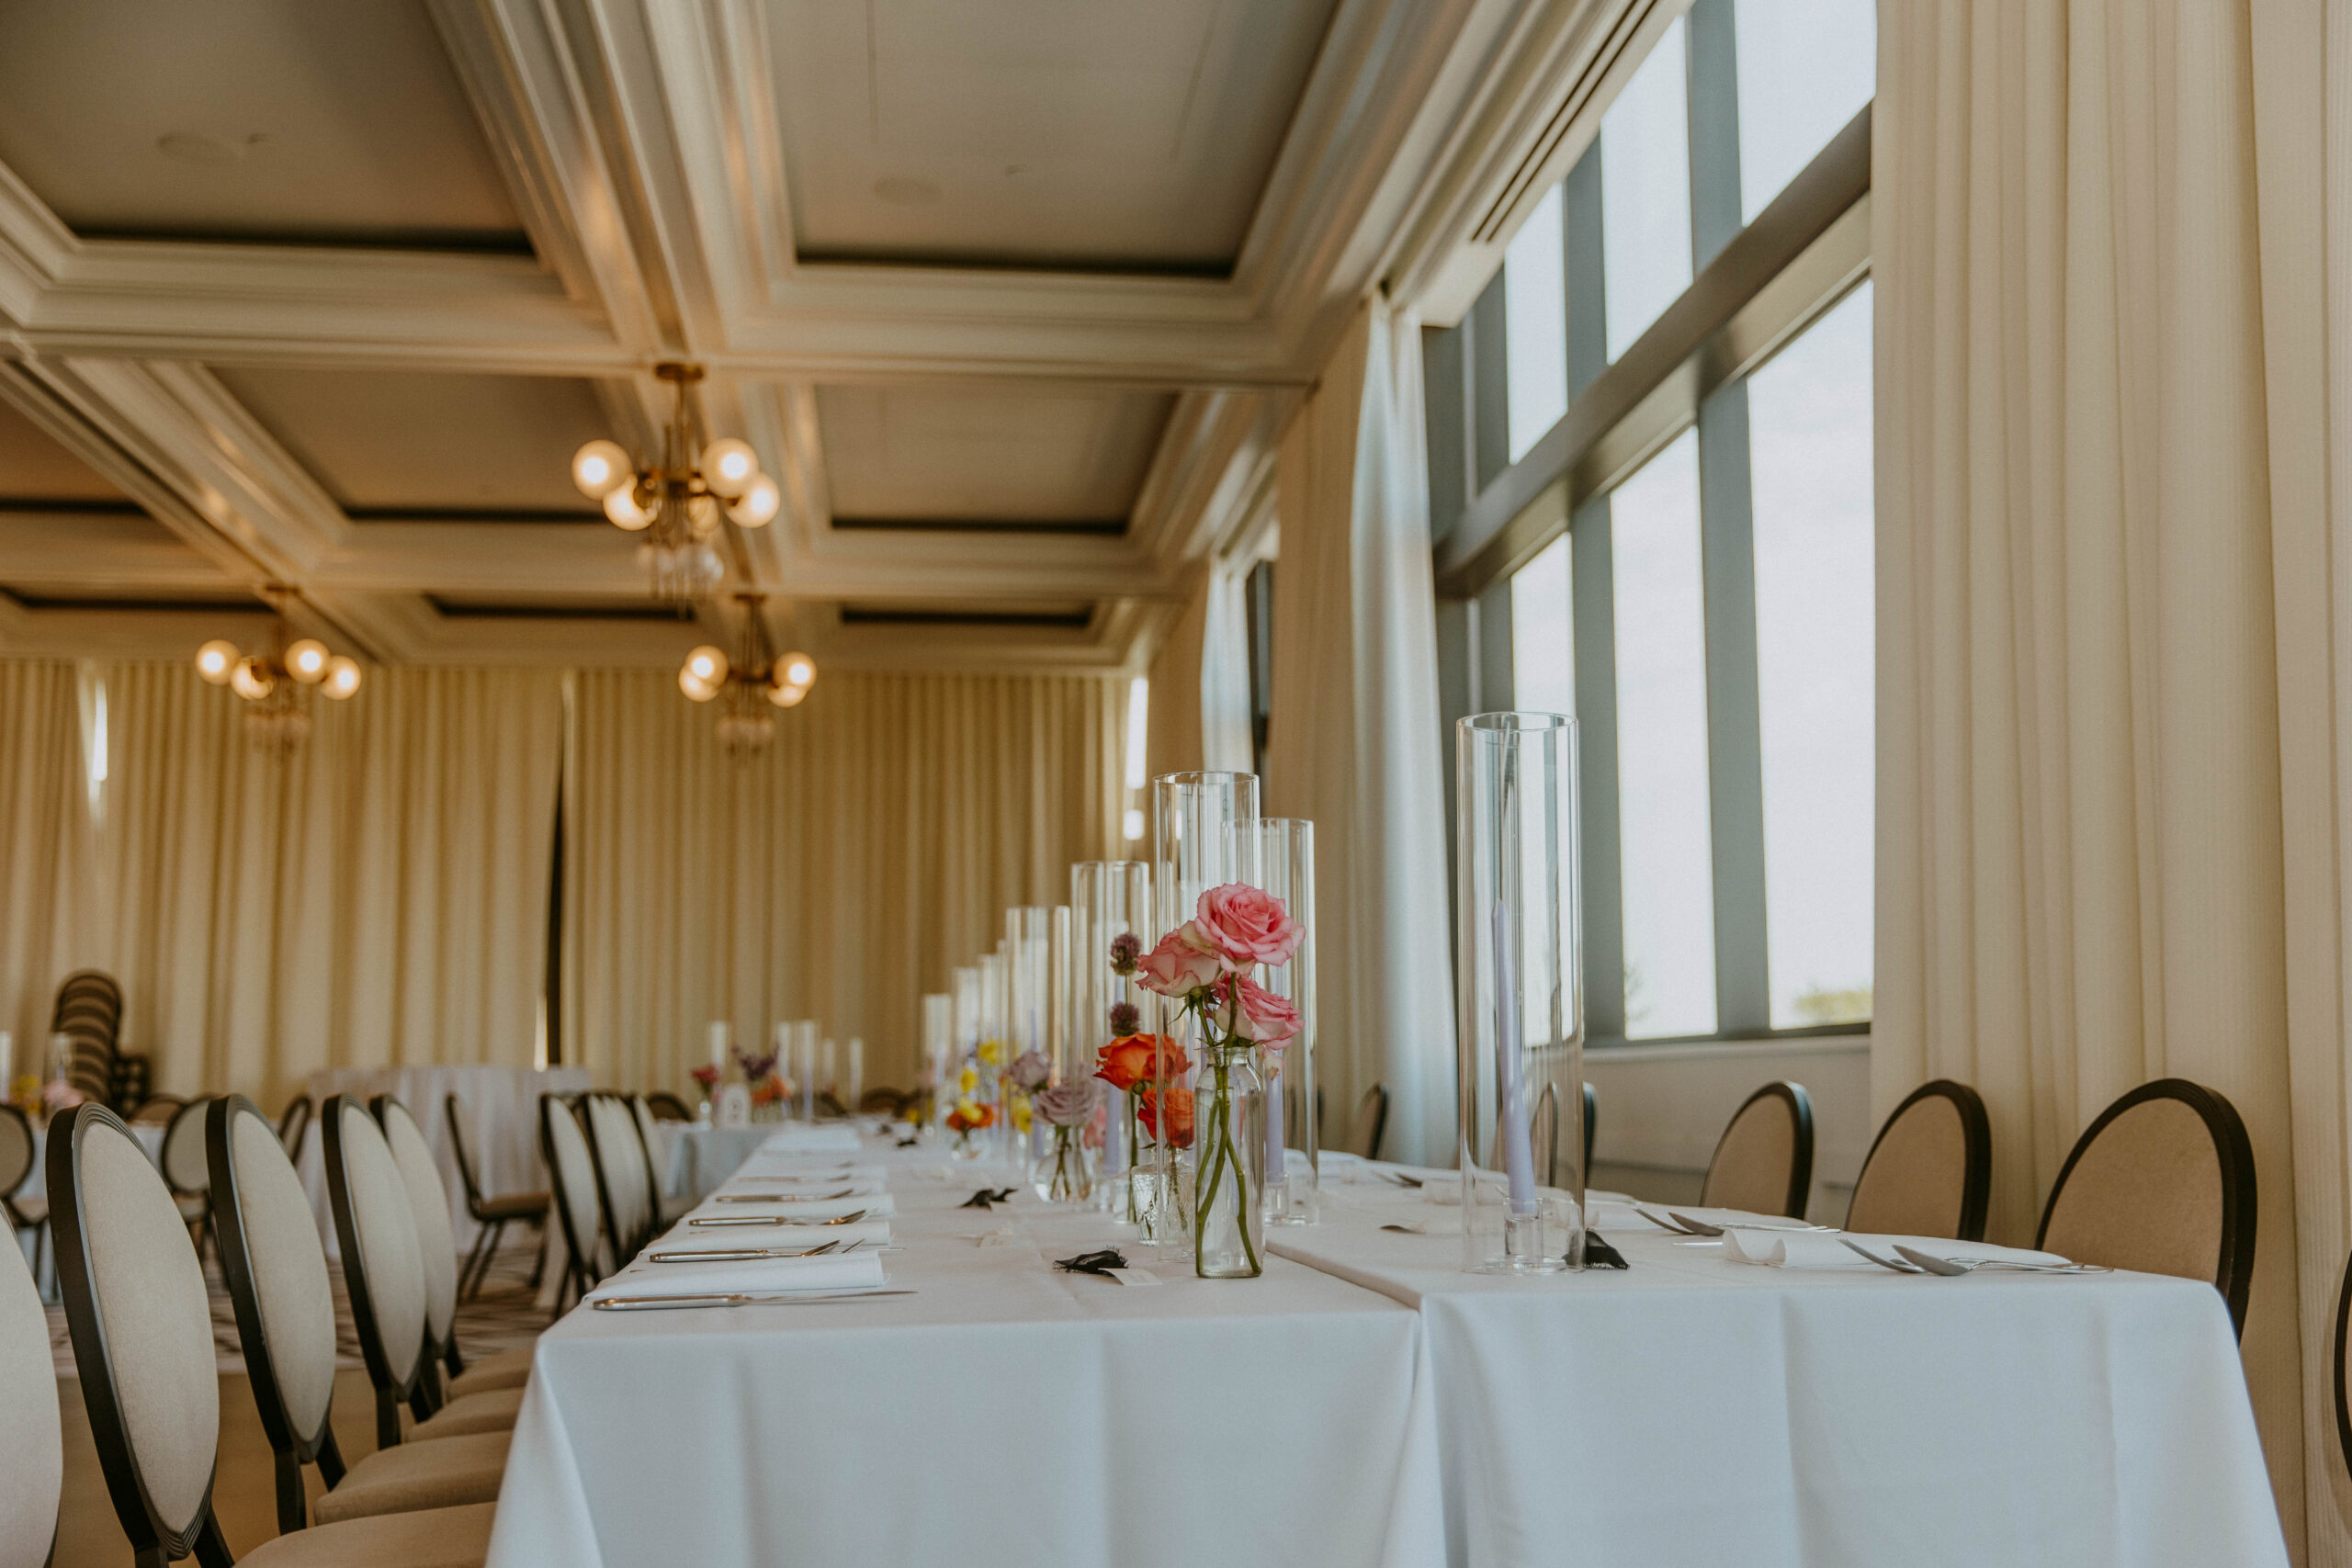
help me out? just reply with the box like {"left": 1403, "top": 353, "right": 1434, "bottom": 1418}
{"left": 0, "top": 400, "right": 128, "bottom": 502}
{"left": 0, "top": 1, "right": 525, "bottom": 249}
{"left": 770, "top": 0, "right": 1339, "bottom": 271}
{"left": 817, "top": 386, "right": 1172, "bottom": 525}
{"left": 212, "top": 368, "right": 615, "bottom": 514}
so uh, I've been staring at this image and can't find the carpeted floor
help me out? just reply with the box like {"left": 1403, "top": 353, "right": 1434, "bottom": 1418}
{"left": 43, "top": 1227, "right": 556, "bottom": 1377}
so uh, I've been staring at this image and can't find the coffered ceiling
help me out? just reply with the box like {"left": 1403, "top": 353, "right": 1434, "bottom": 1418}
{"left": 0, "top": 0, "right": 1607, "bottom": 671}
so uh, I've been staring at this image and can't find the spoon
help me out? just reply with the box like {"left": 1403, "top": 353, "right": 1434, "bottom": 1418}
{"left": 1892, "top": 1245, "right": 2111, "bottom": 1276}
{"left": 1838, "top": 1238, "right": 1926, "bottom": 1273}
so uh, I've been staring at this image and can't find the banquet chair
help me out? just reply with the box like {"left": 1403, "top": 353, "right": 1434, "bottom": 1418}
{"left": 1583, "top": 1082, "right": 1599, "bottom": 1178}
{"left": 445, "top": 1092, "right": 548, "bottom": 1302}
{"left": 322, "top": 1096, "right": 522, "bottom": 1450}
{"left": 0, "top": 1104, "right": 46, "bottom": 1280}
{"left": 369, "top": 1097, "right": 534, "bottom": 1402}
{"left": 1700, "top": 1082, "right": 1815, "bottom": 1219}
{"left": 2036, "top": 1078, "right": 2257, "bottom": 1337}
{"left": 1349, "top": 1085, "right": 1389, "bottom": 1160}
{"left": 644, "top": 1090, "right": 695, "bottom": 1122}
{"left": 628, "top": 1094, "right": 693, "bottom": 1229}
{"left": 130, "top": 1092, "right": 188, "bottom": 1124}
{"left": 50, "top": 1103, "right": 499, "bottom": 1567}
{"left": 160, "top": 1095, "right": 215, "bottom": 1259}
{"left": 539, "top": 1094, "right": 606, "bottom": 1312}
{"left": 2333, "top": 1246, "right": 2352, "bottom": 1486}
{"left": 580, "top": 1091, "right": 656, "bottom": 1264}
{"left": 1844, "top": 1080, "right": 1992, "bottom": 1241}
{"left": 0, "top": 1222, "right": 60, "bottom": 1568}
{"left": 1529, "top": 1082, "right": 1601, "bottom": 1189}
{"left": 50, "top": 969, "right": 125, "bottom": 1107}
{"left": 209, "top": 1097, "right": 510, "bottom": 1534}
{"left": 277, "top": 1093, "right": 314, "bottom": 1160}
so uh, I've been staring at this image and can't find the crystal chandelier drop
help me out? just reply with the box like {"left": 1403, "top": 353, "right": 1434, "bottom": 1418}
{"left": 679, "top": 592, "right": 816, "bottom": 754}
{"left": 193, "top": 585, "right": 362, "bottom": 751}
{"left": 570, "top": 363, "right": 780, "bottom": 604}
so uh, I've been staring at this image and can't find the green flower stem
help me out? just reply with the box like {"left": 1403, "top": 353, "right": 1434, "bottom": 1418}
{"left": 1189, "top": 999, "right": 1259, "bottom": 1277}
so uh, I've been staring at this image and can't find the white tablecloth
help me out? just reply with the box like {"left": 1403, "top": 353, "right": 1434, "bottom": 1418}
{"left": 489, "top": 1137, "right": 1447, "bottom": 1568}
{"left": 298, "top": 1064, "right": 588, "bottom": 1253}
{"left": 661, "top": 1122, "right": 864, "bottom": 1202}
{"left": 1270, "top": 1160, "right": 2290, "bottom": 1568}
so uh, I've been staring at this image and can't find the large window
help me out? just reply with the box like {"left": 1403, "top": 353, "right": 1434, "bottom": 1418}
{"left": 1433, "top": 0, "right": 1874, "bottom": 1044}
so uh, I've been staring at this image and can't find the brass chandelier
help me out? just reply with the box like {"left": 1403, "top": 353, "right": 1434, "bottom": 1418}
{"left": 681, "top": 592, "right": 816, "bottom": 752}
{"left": 194, "top": 585, "right": 361, "bottom": 750}
{"left": 570, "top": 362, "right": 780, "bottom": 604}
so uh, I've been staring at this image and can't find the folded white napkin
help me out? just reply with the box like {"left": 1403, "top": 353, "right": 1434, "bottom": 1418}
{"left": 586, "top": 1249, "right": 886, "bottom": 1302}
{"left": 1721, "top": 1231, "right": 2073, "bottom": 1269}
{"left": 758, "top": 1126, "right": 863, "bottom": 1154}
{"left": 694, "top": 1191, "right": 894, "bottom": 1223}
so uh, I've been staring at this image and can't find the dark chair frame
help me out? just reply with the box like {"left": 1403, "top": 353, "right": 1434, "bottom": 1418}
{"left": 1582, "top": 1081, "right": 1599, "bottom": 1179}
{"left": 2036, "top": 1077, "right": 2257, "bottom": 1337}
{"left": 1352, "top": 1084, "right": 1389, "bottom": 1162}
{"left": 206, "top": 1096, "right": 351, "bottom": 1535}
{"left": 2333, "top": 1245, "right": 2352, "bottom": 1488}
{"left": 644, "top": 1090, "right": 695, "bottom": 1122}
{"left": 48, "top": 1102, "right": 240, "bottom": 1568}
{"left": 320, "top": 1093, "right": 442, "bottom": 1450}
{"left": 447, "top": 1091, "right": 548, "bottom": 1302}
{"left": 1702, "top": 1081, "right": 1816, "bottom": 1220}
{"left": 369, "top": 1093, "right": 468, "bottom": 1395}
{"left": 275, "top": 1094, "right": 312, "bottom": 1162}
{"left": 127, "top": 1093, "right": 188, "bottom": 1126}
{"left": 1850, "top": 1079, "right": 1993, "bottom": 1242}
{"left": 539, "top": 1093, "right": 603, "bottom": 1314}
{"left": 0, "top": 1101, "right": 45, "bottom": 1280}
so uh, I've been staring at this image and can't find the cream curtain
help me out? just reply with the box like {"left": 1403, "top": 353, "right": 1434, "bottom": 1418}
{"left": 0, "top": 661, "right": 81, "bottom": 1059}
{"left": 1266, "top": 299, "right": 1456, "bottom": 1163}
{"left": 1144, "top": 563, "right": 1256, "bottom": 783}
{"left": 1874, "top": 2, "right": 2344, "bottom": 1555}
{"left": 1145, "top": 570, "right": 1210, "bottom": 781}
{"left": 561, "top": 669, "right": 1124, "bottom": 1099}
{"left": 64, "top": 663, "right": 562, "bottom": 1108}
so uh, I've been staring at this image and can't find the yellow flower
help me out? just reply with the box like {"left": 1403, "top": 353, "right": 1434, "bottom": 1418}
{"left": 978, "top": 1039, "right": 1012, "bottom": 1066}
{"left": 958, "top": 1065, "right": 979, "bottom": 1094}
{"left": 1012, "top": 1099, "right": 1033, "bottom": 1134}
{"left": 956, "top": 1096, "right": 981, "bottom": 1120}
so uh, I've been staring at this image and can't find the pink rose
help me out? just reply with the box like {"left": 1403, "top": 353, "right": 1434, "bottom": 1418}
{"left": 1136, "top": 923, "right": 1223, "bottom": 998}
{"left": 1216, "top": 974, "right": 1301, "bottom": 1052}
{"left": 1194, "top": 884, "right": 1303, "bottom": 969}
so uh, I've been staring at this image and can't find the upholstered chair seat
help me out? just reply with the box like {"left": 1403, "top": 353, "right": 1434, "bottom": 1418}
{"left": 411, "top": 1383, "right": 525, "bottom": 1438}
{"left": 9, "top": 1195, "right": 45, "bottom": 1226}
{"left": 311, "top": 1430, "right": 510, "bottom": 1525}
{"left": 239, "top": 1500, "right": 498, "bottom": 1567}
{"left": 476, "top": 1190, "right": 549, "bottom": 1222}
{"left": 447, "top": 1346, "right": 535, "bottom": 1397}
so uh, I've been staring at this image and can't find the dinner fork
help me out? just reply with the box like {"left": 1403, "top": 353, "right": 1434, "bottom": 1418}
{"left": 1892, "top": 1245, "right": 2111, "bottom": 1276}
{"left": 648, "top": 1240, "right": 841, "bottom": 1263}
{"left": 689, "top": 1208, "right": 869, "bottom": 1229}
{"left": 592, "top": 1289, "right": 917, "bottom": 1312}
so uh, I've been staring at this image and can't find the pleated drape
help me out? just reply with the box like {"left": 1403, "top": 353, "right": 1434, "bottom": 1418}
{"left": 561, "top": 669, "right": 1124, "bottom": 1098}
{"left": 0, "top": 661, "right": 82, "bottom": 1056}
{"left": 62, "top": 663, "right": 563, "bottom": 1107}
{"left": 1874, "top": 2, "right": 2346, "bottom": 1554}
{"left": 1265, "top": 299, "right": 1457, "bottom": 1164}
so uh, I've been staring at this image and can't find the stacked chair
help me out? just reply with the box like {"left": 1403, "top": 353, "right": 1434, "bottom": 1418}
{"left": 46, "top": 1102, "right": 501, "bottom": 1564}
{"left": 49, "top": 969, "right": 126, "bottom": 1109}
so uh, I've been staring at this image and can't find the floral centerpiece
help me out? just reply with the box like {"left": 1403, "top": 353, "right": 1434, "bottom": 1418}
{"left": 733, "top": 1044, "right": 792, "bottom": 1122}
{"left": 1133, "top": 884, "right": 1303, "bottom": 1278}
{"left": 1033, "top": 1078, "right": 1105, "bottom": 1201}
{"left": 946, "top": 1061, "right": 996, "bottom": 1157}
{"left": 1095, "top": 1028, "right": 1190, "bottom": 1233}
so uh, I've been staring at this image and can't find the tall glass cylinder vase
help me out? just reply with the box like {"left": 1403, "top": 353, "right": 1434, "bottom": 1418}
{"left": 1006, "top": 907, "right": 1052, "bottom": 1166}
{"left": 793, "top": 1021, "right": 820, "bottom": 1123}
{"left": 949, "top": 966, "right": 984, "bottom": 1158}
{"left": 921, "top": 993, "right": 952, "bottom": 1134}
{"left": 1152, "top": 771, "right": 1260, "bottom": 1262}
{"left": 1455, "top": 713, "right": 1583, "bottom": 1274}
{"left": 1243, "top": 818, "right": 1317, "bottom": 1224}
{"left": 1071, "top": 860, "right": 1153, "bottom": 1224}
{"left": 978, "top": 949, "right": 1011, "bottom": 1162}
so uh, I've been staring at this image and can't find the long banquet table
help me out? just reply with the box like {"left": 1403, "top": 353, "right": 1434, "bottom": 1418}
{"left": 489, "top": 1133, "right": 2287, "bottom": 1568}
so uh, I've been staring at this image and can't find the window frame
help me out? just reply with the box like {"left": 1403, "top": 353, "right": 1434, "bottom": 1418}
{"left": 1428, "top": 0, "right": 1872, "bottom": 1051}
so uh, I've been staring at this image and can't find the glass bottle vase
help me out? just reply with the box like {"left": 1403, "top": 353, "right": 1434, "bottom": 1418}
{"left": 1033, "top": 1125, "right": 1095, "bottom": 1202}
{"left": 1193, "top": 1043, "right": 1265, "bottom": 1278}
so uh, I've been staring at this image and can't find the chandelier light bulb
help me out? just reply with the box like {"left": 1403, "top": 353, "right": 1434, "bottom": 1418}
{"left": 701, "top": 438, "right": 759, "bottom": 499}
{"left": 229, "top": 656, "right": 275, "bottom": 702}
{"left": 780, "top": 652, "right": 816, "bottom": 690}
{"left": 765, "top": 681, "right": 808, "bottom": 709}
{"left": 571, "top": 439, "right": 632, "bottom": 500}
{"left": 195, "top": 639, "right": 240, "bottom": 684}
{"left": 286, "top": 638, "right": 330, "bottom": 682}
{"left": 605, "top": 485, "right": 654, "bottom": 530}
{"left": 322, "top": 656, "right": 362, "bottom": 700}
{"left": 685, "top": 645, "right": 730, "bottom": 684}
{"left": 685, "top": 494, "right": 721, "bottom": 536}
{"left": 678, "top": 666, "right": 719, "bottom": 703}
{"left": 727, "top": 473, "right": 781, "bottom": 528}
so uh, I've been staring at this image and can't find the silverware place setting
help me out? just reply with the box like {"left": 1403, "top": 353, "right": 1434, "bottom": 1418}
{"left": 714, "top": 1188, "right": 855, "bottom": 1202}
{"left": 648, "top": 1241, "right": 841, "bottom": 1263}
{"left": 591, "top": 1288, "right": 918, "bottom": 1313}
{"left": 688, "top": 1208, "right": 870, "bottom": 1229}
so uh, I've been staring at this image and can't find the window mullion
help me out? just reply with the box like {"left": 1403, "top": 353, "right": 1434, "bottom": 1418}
{"left": 1686, "top": 0, "right": 1744, "bottom": 270}
{"left": 1696, "top": 380, "right": 1770, "bottom": 1036}
{"left": 1569, "top": 496, "right": 1625, "bottom": 1042}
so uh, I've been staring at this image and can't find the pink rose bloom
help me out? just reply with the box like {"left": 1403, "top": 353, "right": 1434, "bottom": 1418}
{"left": 1136, "top": 922, "right": 1224, "bottom": 998}
{"left": 1194, "top": 883, "right": 1304, "bottom": 969}
{"left": 1216, "top": 974, "right": 1301, "bottom": 1052}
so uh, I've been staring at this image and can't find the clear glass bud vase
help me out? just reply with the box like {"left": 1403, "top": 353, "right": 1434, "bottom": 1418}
{"left": 1193, "top": 1043, "right": 1265, "bottom": 1277}
{"left": 1033, "top": 1125, "right": 1095, "bottom": 1202}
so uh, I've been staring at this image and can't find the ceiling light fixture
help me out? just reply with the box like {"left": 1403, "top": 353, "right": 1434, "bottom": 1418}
{"left": 194, "top": 584, "right": 361, "bottom": 750}
{"left": 571, "top": 362, "right": 779, "bottom": 604}
{"left": 678, "top": 592, "right": 817, "bottom": 753}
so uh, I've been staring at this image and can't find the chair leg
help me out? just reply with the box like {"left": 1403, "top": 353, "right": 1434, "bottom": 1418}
{"left": 193, "top": 1513, "right": 233, "bottom": 1568}
{"left": 376, "top": 1385, "right": 401, "bottom": 1451}
{"left": 526, "top": 1219, "right": 545, "bottom": 1287}
{"left": 274, "top": 1447, "right": 307, "bottom": 1535}
{"left": 444, "top": 1332, "right": 466, "bottom": 1381}
{"left": 458, "top": 1220, "right": 493, "bottom": 1301}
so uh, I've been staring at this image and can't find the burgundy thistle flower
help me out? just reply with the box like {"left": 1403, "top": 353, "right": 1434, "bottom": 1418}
{"left": 1107, "top": 1000, "right": 1141, "bottom": 1036}
{"left": 1035, "top": 1078, "right": 1104, "bottom": 1128}
{"left": 1108, "top": 931, "right": 1144, "bottom": 976}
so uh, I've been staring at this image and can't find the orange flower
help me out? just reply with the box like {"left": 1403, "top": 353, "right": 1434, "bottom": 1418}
{"left": 1095, "top": 1033, "right": 1190, "bottom": 1092}
{"left": 1137, "top": 1085, "right": 1195, "bottom": 1149}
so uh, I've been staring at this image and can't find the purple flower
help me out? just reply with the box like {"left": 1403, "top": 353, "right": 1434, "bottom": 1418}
{"left": 1107, "top": 1000, "right": 1141, "bottom": 1037}
{"left": 1009, "top": 1049, "right": 1051, "bottom": 1090}
{"left": 733, "top": 1044, "right": 779, "bottom": 1082}
{"left": 1035, "top": 1078, "right": 1105, "bottom": 1128}
{"left": 1108, "top": 931, "right": 1144, "bottom": 976}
